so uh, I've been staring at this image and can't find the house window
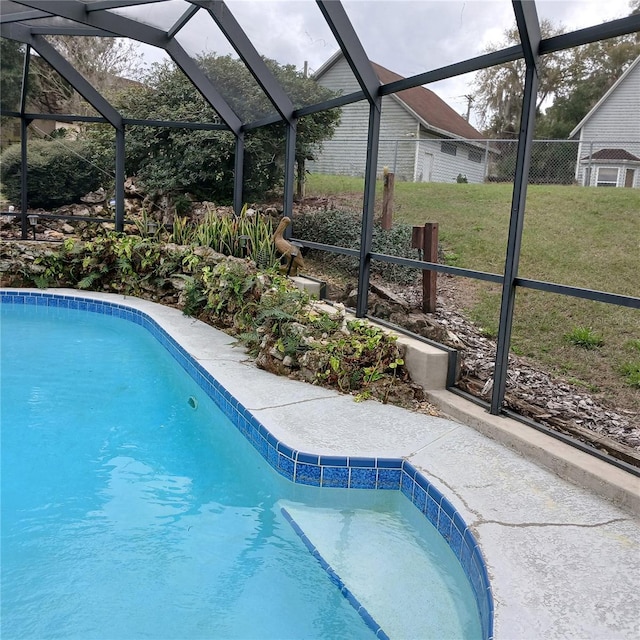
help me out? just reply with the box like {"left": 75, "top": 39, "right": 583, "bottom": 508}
{"left": 441, "top": 141, "right": 457, "bottom": 156}
{"left": 468, "top": 149, "right": 483, "bottom": 163}
{"left": 596, "top": 167, "right": 618, "bottom": 187}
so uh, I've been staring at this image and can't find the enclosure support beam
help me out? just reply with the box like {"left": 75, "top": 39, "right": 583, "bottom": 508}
{"left": 0, "top": 9, "right": 49, "bottom": 24}
{"left": 167, "top": 3, "right": 199, "bottom": 39}
{"left": 114, "top": 126, "right": 125, "bottom": 232}
{"left": 356, "top": 97, "right": 382, "bottom": 317}
{"left": 197, "top": 0, "right": 295, "bottom": 123}
{"left": 283, "top": 121, "right": 297, "bottom": 222}
{"left": 491, "top": 1, "right": 541, "bottom": 415}
{"left": 13, "top": 1, "right": 244, "bottom": 134}
{"left": 233, "top": 133, "right": 245, "bottom": 216}
{"left": 1, "top": 24, "right": 123, "bottom": 129}
{"left": 20, "top": 118, "right": 29, "bottom": 240}
{"left": 19, "top": 44, "right": 31, "bottom": 240}
{"left": 316, "top": 0, "right": 380, "bottom": 104}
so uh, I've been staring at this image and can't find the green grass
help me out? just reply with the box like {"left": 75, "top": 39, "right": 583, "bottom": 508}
{"left": 564, "top": 326, "right": 605, "bottom": 350}
{"left": 620, "top": 361, "right": 640, "bottom": 388}
{"left": 304, "top": 175, "right": 640, "bottom": 414}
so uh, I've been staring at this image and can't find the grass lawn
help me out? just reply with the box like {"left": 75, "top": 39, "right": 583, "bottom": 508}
{"left": 304, "top": 175, "right": 640, "bottom": 414}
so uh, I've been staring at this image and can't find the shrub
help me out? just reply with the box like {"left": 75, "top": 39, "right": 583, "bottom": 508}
{"left": 0, "top": 139, "right": 104, "bottom": 208}
{"left": 292, "top": 209, "right": 420, "bottom": 285}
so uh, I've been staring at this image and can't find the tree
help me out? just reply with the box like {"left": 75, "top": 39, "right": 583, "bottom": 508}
{"left": 472, "top": 20, "right": 570, "bottom": 137}
{"left": 28, "top": 36, "right": 143, "bottom": 116}
{"left": 1, "top": 38, "right": 26, "bottom": 148}
{"left": 1, "top": 39, "right": 25, "bottom": 112}
{"left": 93, "top": 54, "right": 341, "bottom": 203}
{"left": 536, "top": 34, "right": 640, "bottom": 138}
{"left": 473, "top": 9, "right": 640, "bottom": 141}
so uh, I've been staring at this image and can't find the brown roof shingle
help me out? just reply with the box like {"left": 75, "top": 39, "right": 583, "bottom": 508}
{"left": 581, "top": 148, "right": 640, "bottom": 162}
{"left": 371, "top": 61, "right": 484, "bottom": 140}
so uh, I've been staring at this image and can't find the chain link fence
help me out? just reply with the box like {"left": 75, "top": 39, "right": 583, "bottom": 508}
{"left": 309, "top": 138, "right": 640, "bottom": 187}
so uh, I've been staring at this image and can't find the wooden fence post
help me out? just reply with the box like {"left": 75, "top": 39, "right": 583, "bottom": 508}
{"left": 381, "top": 168, "right": 394, "bottom": 230}
{"left": 422, "top": 222, "right": 438, "bottom": 313}
{"left": 412, "top": 223, "right": 439, "bottom": 313}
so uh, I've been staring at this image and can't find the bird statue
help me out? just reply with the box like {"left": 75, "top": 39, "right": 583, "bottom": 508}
{"left": 273, "top": 216, "right": 305, "bottom": 276}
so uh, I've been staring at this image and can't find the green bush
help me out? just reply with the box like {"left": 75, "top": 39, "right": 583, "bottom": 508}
{"left": 0, "top": 139, "right": 104, "bottom": 208}
{"left": 292, "top": 209, "right": 421, "bottom": 285}
{"left": 84, "top": 54, "right": 340, "bottom": 203}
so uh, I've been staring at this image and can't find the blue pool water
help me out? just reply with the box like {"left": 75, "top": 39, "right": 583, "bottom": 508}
{"left": 1, "top": 299, "right": 483, "bottom": 639}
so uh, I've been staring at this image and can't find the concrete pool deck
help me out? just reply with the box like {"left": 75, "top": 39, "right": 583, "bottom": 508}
{"left": 26, "top": 290, "right": 640, "bottom": 639}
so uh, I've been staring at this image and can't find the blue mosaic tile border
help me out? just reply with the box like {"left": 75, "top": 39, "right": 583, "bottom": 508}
{"left": 1, "top": 290, "right": 494, "bottom": 640}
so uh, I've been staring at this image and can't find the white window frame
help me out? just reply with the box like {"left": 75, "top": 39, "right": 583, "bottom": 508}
{"left": 596, "top": 166, "right": 619, "bottom": 187}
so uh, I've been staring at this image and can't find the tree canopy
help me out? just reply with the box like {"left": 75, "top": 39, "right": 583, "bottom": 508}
{"left": 472, "top": 19, "right": 569, "bottom": 137}
{"left": 94, "top": 54, "right": 341, "bottom": 203}
{"left": 28, "top": 36, "right": 143, "bottom": 117}
{"left": 536, "top": 35, "right": 640, "bottom": 138}
{"left": 0, "top": 39, "right": 24, "bottom": 114}
{"left": 472, "top": 6, "right": 640, "bottom": 139}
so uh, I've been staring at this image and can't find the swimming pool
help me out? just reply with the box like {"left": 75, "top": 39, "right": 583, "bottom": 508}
{"left": 1, "top": 290, "right": 492, "bottom": 639}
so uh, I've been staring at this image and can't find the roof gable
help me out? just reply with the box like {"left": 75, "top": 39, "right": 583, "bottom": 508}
{"left": 581, "top": 147, "right": 640, "bottom": 162}
{"left": 569, "top": 55, "right": 640, "bottom": 138}
{"left": 314, "top": 52, "right": 484, "bottom": 140}
{"left": 370, "top": 62, "right": 484, "bottom": 140}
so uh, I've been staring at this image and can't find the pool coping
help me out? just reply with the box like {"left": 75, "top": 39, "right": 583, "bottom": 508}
{"left": 4, "top": 289, "right": 640, "bottom": 640}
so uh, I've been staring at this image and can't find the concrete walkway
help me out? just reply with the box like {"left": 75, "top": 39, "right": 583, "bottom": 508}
{"left": 40, "top": 291, "right": 640, "bottom": 638}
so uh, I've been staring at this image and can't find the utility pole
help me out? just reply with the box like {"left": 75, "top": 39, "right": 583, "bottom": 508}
{"left": 464, "top": 94, "right": 474, "bottom": 122}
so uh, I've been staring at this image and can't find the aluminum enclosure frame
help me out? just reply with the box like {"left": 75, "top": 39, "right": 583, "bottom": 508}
{"left": 1, "top": 1, "right": 639, "bottom": 438}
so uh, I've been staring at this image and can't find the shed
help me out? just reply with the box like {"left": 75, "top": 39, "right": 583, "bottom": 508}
{"left": 308, "top": 52, "right": 489, "bottom": 183}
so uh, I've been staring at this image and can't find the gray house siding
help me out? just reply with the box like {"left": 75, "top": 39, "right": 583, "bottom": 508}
{"left": 416, "top": 134, "right": 487, "bottom": 184}
{"left": 308, "top": 56, "right": 486, "bottom": 183}
{"left": 573, "top": 58, "right": 640, "bottom": 187}
{"left": 307, "top": 58, "right": 369, "bottom": 176}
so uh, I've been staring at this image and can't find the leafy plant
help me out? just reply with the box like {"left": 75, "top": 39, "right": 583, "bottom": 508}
{"left": 619, "top": 362, "right": 640, "bottom": 388}
{"left": 180, "top": 275, "right": 207, "bottom": 317}
{"left": 564, "top": 326, "right": 604, "bottom": 350}
{"left": 170, "top": 204, "right": 278, "bottom": 268}
{"left": 312, "top": 319, "right": 407, "bottom": 399}
{"left": 85, "top": 54, "right": 341, "bottom": 203}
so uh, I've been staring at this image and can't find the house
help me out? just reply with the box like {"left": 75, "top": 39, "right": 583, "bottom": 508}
{"left": 570, "top": 55, "right": 640, "bottom": 188}
{"left": 308, "top": 52, "right": 489, "bottom": 183}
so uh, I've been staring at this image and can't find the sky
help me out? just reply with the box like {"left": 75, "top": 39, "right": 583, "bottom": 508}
{"left": 127, "top": 0, "right": 636, "bottom": 127}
